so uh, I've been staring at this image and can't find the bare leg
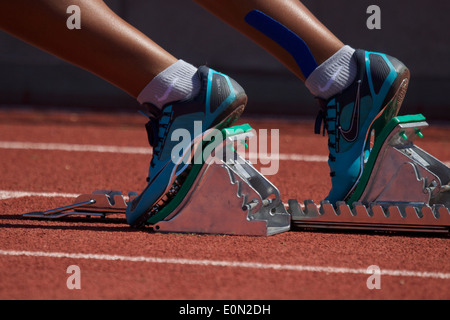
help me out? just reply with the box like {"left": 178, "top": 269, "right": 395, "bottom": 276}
{"left": 0, "top": 0, "right": 344, "bottom": 93}
{"left": 193, "top": 0, "right": 344, "bottom": 80}
{"left": 0, "top": 0, "right": 177, "bottom": 98}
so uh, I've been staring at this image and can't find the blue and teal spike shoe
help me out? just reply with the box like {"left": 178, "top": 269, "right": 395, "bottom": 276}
{"left": 126, "top": 66, "right": 247, "bottom": 227}
{"left": 315, "top": 49, "right": 410, "bottom": 204}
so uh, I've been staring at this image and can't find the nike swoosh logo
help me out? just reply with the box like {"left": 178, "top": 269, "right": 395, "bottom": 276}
{"left": 318, "top": 66, "right": 343, "bottom": 92}
{"left": 155, "top": 77, "right": 179, "bottom": 102}
{"left": 340, "top": 79, "right": 361, "bottom": 142}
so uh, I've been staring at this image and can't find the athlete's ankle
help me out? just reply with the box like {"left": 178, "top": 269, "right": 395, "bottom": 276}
{"left": 137, "top": 60, "right": 201, "bottom": 109}
{"left": 305, "top": 45, "right": 357, "bottom": 100}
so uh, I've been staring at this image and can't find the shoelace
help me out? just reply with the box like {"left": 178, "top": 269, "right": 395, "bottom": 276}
{"left": 139, "top": 105, "right": 162, "bottom": 154}
{"left": 145, "top": 116, "right": 160, "bottom": 150}
{"left": 314, "top": 98, "right": 338, "bottom": 177}
{"left": 139, "top": 104, "right": 173, "bottom": 181}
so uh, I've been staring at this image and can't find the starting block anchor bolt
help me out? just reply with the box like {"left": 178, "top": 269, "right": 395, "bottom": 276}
{"left": 242, "top": 200, "right": 259, "bottom": 211}
{"left": 415, "top": 128, "right": 423, "bottom": 138}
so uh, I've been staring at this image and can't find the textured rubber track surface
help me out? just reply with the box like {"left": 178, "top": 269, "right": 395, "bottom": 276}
{"left": 0, "top": 109, "right": 449, "bottom": 300}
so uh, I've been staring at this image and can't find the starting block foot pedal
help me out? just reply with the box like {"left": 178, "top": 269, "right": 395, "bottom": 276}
{"left": 291, "top": 114, "right": 450, "bottom": 233}
{"left": 22, "top": 124, "right": 291, "bottom": 236}
{"left": 349, "top": 114, "right": 450, "bottom": 210}
{"left": 150, "top": 124, "right": 291, "bottom": 236}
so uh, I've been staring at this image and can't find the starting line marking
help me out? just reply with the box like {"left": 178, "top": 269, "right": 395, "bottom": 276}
{"left": 0, "top": 249, "right": 449, "bottom": 280}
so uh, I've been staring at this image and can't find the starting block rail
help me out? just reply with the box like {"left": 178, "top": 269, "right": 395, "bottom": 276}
{"left": 289, "top": 199, "right": 450, "bottom": 233}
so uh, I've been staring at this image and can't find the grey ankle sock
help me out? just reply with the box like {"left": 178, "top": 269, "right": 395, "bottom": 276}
{"left": 305, "top": 45, "right": 357, "bottom": 99}
{"left": 137, "top": 60, "right": 201, "bottom": 108}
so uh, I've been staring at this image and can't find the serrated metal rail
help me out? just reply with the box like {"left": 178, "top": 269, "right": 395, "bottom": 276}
{"left": 289, "top": 199, "right": 450, "bottom": 233}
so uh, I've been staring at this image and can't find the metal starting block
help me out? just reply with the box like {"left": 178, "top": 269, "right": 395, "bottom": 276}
{"left": 23, "top": 125, "right": 292, "bottom": 236}
{"left": 148, "top": 124, "right": 291, "bottom": 236}
{"left": 291, "top": 114, "right": 450, "bottom": 233}
{"left": 22, "top": 115, "right": 450, "bottom": 235}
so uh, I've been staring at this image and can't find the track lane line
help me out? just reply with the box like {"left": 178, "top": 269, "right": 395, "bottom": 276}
{"left": 0, "top": 141, "right": 151, "bottom": 154}
{"left": 0, "top": 249, "right": 449, "bottom": 280}
{"left": 0, "top": 190, "right": 79, "bottom": 200}
{"left": 0, "top": 141, "right": 328, "bottom": 161}
{"left": 1, "top": 140, "right": 448, "bottom": 166}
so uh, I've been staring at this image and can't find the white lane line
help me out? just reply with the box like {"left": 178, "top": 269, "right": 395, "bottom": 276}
{"left": 0, "top": 190, "right": 79, "bottom": 201}
{"left": 0, "top": 141, "right": 151, "bottom": 155}
{"left": 0, "top": 141, "right": 330, "bottom": 163}
{"left": 0, "top": 249, "right": 449, "bottom": 280}
{"left": 1, "top": 141, "right": 449, "bottom": 166}
{"left": 255, "top": 153, "right": 328, "bottom": 162}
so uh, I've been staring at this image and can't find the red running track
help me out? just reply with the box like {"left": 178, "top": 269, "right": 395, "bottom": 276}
{"left": 0, "top": 109, "right": 449, "bottom": 300}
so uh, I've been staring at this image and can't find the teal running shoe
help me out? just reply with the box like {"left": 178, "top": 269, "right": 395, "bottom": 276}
{"left": 127, "top": 66, "right": 247, "bottom": 227}
{"left": 315, "top": 49, "right": 410, "bottom": 204}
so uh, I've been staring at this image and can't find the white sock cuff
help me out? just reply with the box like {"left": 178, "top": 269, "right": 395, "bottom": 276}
{"left": 305, "top": 45, "right": 357, "bottom": 99}
{"left": 137, "top": 59, "right": 199, "bottom": 107}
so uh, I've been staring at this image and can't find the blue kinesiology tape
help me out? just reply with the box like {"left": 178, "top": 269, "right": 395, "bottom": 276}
{"left": 245, "top": 10, "right": 318, "bottom": 78}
